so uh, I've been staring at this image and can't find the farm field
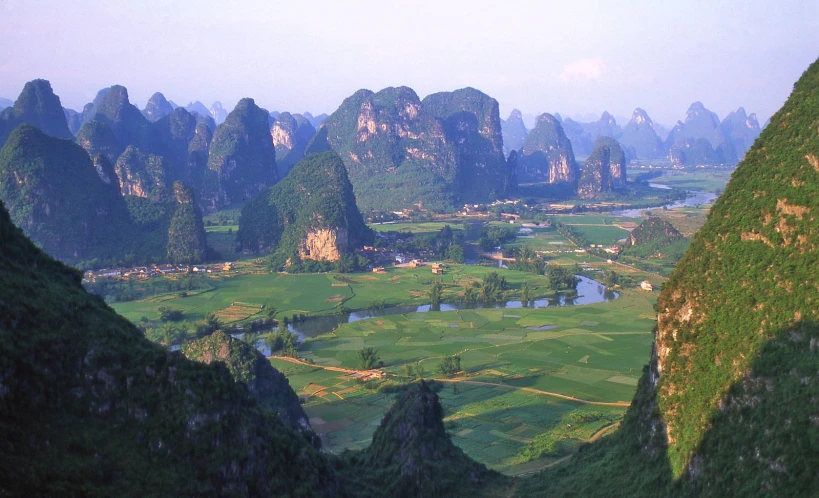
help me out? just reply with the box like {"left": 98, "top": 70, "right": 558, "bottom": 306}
{"left": 369, "top": 221, "right": 466, "bottom": 236}
{"left": 275, "top": 290, "right": 656, "bottom": 473}
{"left": 647, "top": 170, "right": 733, "bottom": 193}
{"left": 111, "top": 264, "right": 568, "bottom": 325}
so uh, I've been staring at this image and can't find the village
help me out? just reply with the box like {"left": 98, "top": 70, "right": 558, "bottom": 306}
{"left": 82, "top": 261, "right": 236, "bottom": 283}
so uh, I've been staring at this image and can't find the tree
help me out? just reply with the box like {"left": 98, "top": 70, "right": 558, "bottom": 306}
{"left": 439, "top": 355, "right": 461, "bottom": 377}
{"left": 446, "top": 244, "right": 465, "bottom": 263}
{"left": 414, "top": 360, "right": 425, "bottom": 379}
{"left": 158, "top": 306, "right": 183, "bottom": 322}
{"left": 357, "top": 347, "right": 380, "bottom": 370}
{"left": 521, "top": 282, "right": 531, "bottom": 306}
{"left": 429, "top": 280, "right": 443, "bottom": 306}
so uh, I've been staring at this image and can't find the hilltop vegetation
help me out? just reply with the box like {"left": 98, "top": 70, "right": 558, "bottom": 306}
{"left": 0, "top": 198, "right": 340, "bottom": 496}
{"left": 519, "top": 56, "right": 819, "bottom": 497}
{"left": 236, "top": 151, "right": 372, "bottom": 263}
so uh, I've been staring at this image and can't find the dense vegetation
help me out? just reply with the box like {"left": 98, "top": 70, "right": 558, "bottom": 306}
{"left": 236, "top": 151, "right": 372, "bottom": 261}
{"left": 518, "top": 113, "right": 579, "bottom": 184}
{"left": 0, "top": 125, "right": 132, "bottom": 265}
{"left": 577, "top": 136, "right": 627, "bottom": 199}
{"left": 181, "top": 330, "right": 311, "bottom": 433}
{"left": 321, "top": 86, "right": 512, "bottom": 212}
{"left": 341, "top": 382, "right": 506, "bottom": 497}
{"left": 0, "top": 198, "right": 340, "bottom": 496}
{"left": 204, "top": 98, "right": 278, "bottom": 210}
{"left": 519, "top": 56, "right": 819, "bottom": 496}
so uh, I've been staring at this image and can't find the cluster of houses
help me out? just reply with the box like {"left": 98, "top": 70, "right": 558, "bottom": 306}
{"left": 83, "top": 262, "right": 235, "bottom": 283}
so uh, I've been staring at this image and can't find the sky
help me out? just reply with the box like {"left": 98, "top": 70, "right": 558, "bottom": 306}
{"left": 0, "top": 0, "right": 817, "bottom": 127}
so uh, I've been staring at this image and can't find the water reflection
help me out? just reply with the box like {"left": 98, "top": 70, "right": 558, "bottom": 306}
{"left": 287, "top": 276, "right": 617, "bottom": 339}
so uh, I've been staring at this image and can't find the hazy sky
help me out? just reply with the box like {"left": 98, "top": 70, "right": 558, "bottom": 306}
{"left": 1, "top": 0, "right": 817, "bottom": 126}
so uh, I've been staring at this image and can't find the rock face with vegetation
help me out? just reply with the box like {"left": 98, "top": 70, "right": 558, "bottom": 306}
{"left": 422, "top": 87, "right": 513, "bottom": 202}
{"left": 0, "top": 125, "right": 131, "bottom": 265}
{"left": 518, "top": 113, "right": 579, "bottom": 186}
{"left": 320, "top": 86, "right": 459, "bottom": 211}
{"left": 626, "top": 216, "right": 683, "bottom": 248}
{"left": 270, "top": 111, "right": 316, "bottom": 177}
{"left": 181, "top": 331, "right": 310, "bottom": 432}
{"left": 114, "top": 145, "right": 173, "bottom": 202}
{"left": 501, "top": 109, "right": 528, "bottom": 156}
{"left": 0, "top": 199, "right": 341, "bottom": 496}
{"left": 577, "top": 136, "right": 627, "bottom": 199}
{"left": 719, "top": 106, "right": 761, "bottom": 158}
{"left": 204, "top": 97, "right": 278, "bottom": 211}
{"left": 142, "top": 91, "right": 175, "bottom": 122}
{"left": 0, "top": 79, "right": 73, "bottom": 147}
{"left": 666, "top": 102, "right": 737, "bottom": 166}
{"left": 651, "top": 60, "right": 819, "bottom": 491}
{"left": 80, "top": 85, "right": 153, "bottom": 153}
{"left": 343, "top": 382, "right": 503, "bottom": 497}
{"left": 236, "top": 151, "right": 371, "bottom": 260}
{"left": 618, "top": 108, "right": 665, "bottom": 159}
{"left": 320, "top": 86, "right": 512, "bottom": 211}
{"left": 517, "top": 57, "right": 819, "bottom": 498}
{"left": 166, "top": 181, "right": 206, "bottom": 264}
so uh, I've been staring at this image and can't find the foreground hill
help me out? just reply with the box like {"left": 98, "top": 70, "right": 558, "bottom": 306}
{"left": 342, "top": 381, "right": 506, "bottom": 497}
{"left": 0, "top": 197, "right": 341, "bottom": 496}
{"left": 236, "top": 151, "right": 372, "bottom": 261}
{"left": 517, "top": 56, "right": 819, "bottom": 497}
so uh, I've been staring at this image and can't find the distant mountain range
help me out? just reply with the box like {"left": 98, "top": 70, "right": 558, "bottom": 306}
{"left": 501, "top": 101, "right": 760, "bottom": 166}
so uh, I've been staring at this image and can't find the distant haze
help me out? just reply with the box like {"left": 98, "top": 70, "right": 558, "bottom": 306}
{"left": 1, "top": 0, "right": 816, "bottom": 125}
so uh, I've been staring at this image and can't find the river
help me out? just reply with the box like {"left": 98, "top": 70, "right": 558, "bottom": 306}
{"left": 285, "top": 275, "right": 616, "bottom": 340}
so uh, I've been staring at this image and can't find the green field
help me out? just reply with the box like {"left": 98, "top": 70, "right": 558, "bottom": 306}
{"left": 370, "top": 221, "right": 465, "bottom": 236}
{"left": 111, "top": 264, "right": 567, "bottom": 325}
{"left": 647, "top": 170, "right": 733, "bottom": 193}
{"left": 276, "top": 290, "right": 656, "bottom": 473}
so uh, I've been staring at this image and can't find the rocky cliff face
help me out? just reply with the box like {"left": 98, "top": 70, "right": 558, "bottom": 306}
{"left": 422, "top": 87, "right": 513, "bottom": 202}
{"left": 0, "top": 79, "right": 73, "bottom": 146}
{"left": 518, "top": 113, "right": 579, "bottom": 185}
{"left": 142, "top": 92, "right": 174, "bottom": 122}
{"left": 719, "top": 107, "right": 760, "bottom": 158}
{"left": 320, "top": 86, "right": 459, "bottom": 211}
{"left": 236, "top": 151, "right": 371, "bottom": 260}
{"left": 501, "top": 109, "right": 528, "bottom": 156}
{"left": 181, "top": 330, "right": 311, "bottom": 433}
{"left": 0, "top": 125, "right": 132, "bottom": 264}
{"left": 298, "top": 227, "right": 348, "bottom": 262}
{"left": 651, "top": 58, "right": 819, "bottom": 487}
{"left": 204, "top": 98, "right": 278, "bottom": 211}
{"left": 618, "top": 108, "right": 665, "bottom": 159}
{"left": 577, "top": 136, "right": 626, "bottom": 199}
{"left": 114, "top": 145, "right": 172, "bottom": 202}
{"left": 166, "top": 181, "right": 206, "bottom": 264}
{"left": 270, "top": 111, "right": 316, "bottom": 177}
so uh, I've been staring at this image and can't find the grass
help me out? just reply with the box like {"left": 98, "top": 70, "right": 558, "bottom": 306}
{"left": 111, "top": 264, "right": 572, "bottom": 326}
{"left": 369, "top": 222, "right": 465, "bottom": 236}
{"left": 275, "top": 290, "right": 657, "bottom": 474}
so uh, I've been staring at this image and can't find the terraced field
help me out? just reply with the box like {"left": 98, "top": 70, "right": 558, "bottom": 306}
{"left": 274, "top": 290, "right": 657, "bottom": 474}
